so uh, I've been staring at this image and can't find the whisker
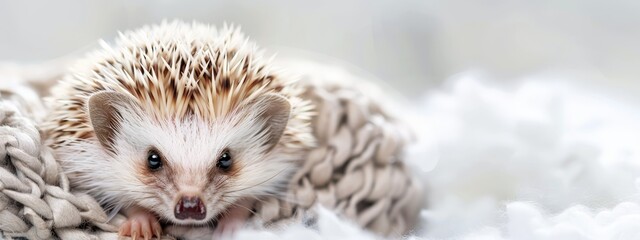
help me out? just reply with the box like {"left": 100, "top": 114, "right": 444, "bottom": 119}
{"left": 224, "top": 168, "right": 290, "bottom": 194}
{"left": 218, "top": 199, "right": 257, "bottom": 215}
{"left": 223, "top": 193, "right": 305, "bottom": 210}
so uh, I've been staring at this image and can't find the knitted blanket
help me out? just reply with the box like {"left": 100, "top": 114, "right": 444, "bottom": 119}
{"left": 0, "top": 61, "right": 422, "bottom": 239}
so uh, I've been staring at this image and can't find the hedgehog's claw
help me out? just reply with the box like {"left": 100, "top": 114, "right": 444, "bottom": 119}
{"left": 119, "top": 210, "right": 162, "bottom": 240}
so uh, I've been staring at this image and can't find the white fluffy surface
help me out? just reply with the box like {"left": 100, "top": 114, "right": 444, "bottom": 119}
{"left": 233, "top": 74, "right": 640, "bottom": 240}
{"left": 410, "top": 75, "right": 640, "bottom": 240}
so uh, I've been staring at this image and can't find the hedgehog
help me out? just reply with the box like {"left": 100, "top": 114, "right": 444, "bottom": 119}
{"left": 43, "top": 21, "right": 315, "bottom": 239}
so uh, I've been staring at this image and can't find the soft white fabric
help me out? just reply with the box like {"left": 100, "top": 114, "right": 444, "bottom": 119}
{"left": 412, "top": 75, "right": 640, "bottom": 240}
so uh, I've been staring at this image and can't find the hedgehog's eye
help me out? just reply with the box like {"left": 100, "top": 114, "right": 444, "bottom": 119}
{"left": 147, "top": 150, "right": 163, "bottom": 170}
{"left": 217, "top": 150, "right": 232, "bottom": 171}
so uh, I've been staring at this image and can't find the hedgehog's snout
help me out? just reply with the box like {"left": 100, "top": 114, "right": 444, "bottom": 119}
{"left": 174, "top": 194, "right": 206, "bottom": 220}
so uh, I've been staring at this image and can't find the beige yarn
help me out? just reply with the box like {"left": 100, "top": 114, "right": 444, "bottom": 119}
{"left": 0, "top": 63, "right": 423, "bottom": 239}
{"left": 254, "top": 68, "right": 424, "bottom": 236}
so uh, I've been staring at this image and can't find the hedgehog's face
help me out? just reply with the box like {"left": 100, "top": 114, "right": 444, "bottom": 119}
{"left": 86, "top": 91, "right": 293, "bottom": 225}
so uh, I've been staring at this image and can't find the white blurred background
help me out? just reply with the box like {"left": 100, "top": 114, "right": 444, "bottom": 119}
{"left": 4, "top": 2, "right": 640, "bottom": 239}
{"left": 1, "top": 0, "right": 639, "bottom": 101}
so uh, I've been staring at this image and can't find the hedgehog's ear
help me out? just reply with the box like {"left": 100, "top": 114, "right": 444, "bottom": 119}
{"left": 253, "top": 93, "right": 291, "bottom": 151}
{"left": 88, "top": 92, "right": 142, "bottom": 153}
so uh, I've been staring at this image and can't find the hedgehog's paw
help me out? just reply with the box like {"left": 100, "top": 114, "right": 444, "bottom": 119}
{"left": 118, "top": 211, "right": 162, "bottom": 240}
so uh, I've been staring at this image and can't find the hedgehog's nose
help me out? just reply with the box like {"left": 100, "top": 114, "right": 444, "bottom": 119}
{"left": 175, "top": 195, "right": 206, "bottom": 220}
